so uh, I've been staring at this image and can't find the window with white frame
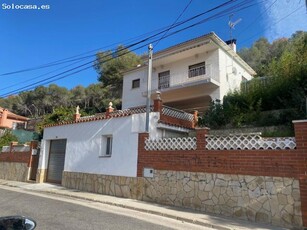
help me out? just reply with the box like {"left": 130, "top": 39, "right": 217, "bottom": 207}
{"left": 188, "top": 62, "right": 206, "bottom": 78}
{"left": 100, "top": 135, "right": 113, "bottom": 157}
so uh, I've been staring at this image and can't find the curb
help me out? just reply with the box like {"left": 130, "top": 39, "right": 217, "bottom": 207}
{"left": 34, "top": 189, "right": 233, "bottom": 230}
{"left": 0, "top": 181, "right": 286, "bottom": 230}
{"left": 0, "top": 182, "right": 233, "bottom": 230}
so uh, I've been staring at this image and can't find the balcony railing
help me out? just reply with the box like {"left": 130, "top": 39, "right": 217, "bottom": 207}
{"left": 155, "top": 64, "right": 212, "bottom": 91}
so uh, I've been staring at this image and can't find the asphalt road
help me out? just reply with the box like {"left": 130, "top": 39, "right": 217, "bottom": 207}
{"left": 0, "top": 188, "right": 208, "bottom": 230}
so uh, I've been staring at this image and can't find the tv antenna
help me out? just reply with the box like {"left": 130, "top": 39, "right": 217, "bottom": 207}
{"left": 228, "top": 14, "right": 242, "bottom": 41}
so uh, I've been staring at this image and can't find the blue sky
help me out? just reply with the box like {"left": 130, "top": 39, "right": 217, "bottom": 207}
{"left": 0, "top": 0, "right": 306, "bottom": 97}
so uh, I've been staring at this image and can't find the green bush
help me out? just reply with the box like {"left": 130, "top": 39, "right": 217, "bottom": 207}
{"left": 0, "top": 130, "right": 18, "bottom": 150}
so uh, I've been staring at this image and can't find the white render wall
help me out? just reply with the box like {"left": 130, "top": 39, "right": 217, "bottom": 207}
{"left": 122, "top": 46, "right": 253, "bottom": 109}
{"left": 218, "top": 49, "right": 253, "bottom": 100}
{"left": 122, "top": 49, "right": 220, "bottom": 109}
{"left": 122, "top": 68, "right": 148, "bottom": 110}
{"left": 39, "top": 112, "right": 160, "bottom": 178}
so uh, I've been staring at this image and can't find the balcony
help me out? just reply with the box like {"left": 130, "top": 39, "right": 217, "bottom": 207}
{"left": 151, "top": 64, "right": 218, "bottom": 92}
{"left": 141, "top": 64, "right": 219, "bottom": 113}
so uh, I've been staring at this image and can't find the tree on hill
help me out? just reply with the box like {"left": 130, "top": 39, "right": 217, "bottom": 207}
{"left": 94, "top": 45, "right": 142, "bottom": 99}
{"left": 200, "top": 31, "right": 307, "bottom": 129}
{"left": 238, "top": 37, "right": 288, "bottom": 77}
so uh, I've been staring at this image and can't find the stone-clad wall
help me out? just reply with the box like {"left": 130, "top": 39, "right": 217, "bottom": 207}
{"left": 0, "top": 162, "right": 29, "bottom": 182}
{"left": 62, "top": 170, "right": 302, "bottom": 228}
{"left": 62, "top": 171, "right": 143, "bottom": 200}
{"left": 143, "top": 170, "right": 302, "bottom": 228}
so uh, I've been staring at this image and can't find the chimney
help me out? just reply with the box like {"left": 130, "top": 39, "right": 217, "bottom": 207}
{"left": 225, "top": 39, "right": 237, "bottom": 53}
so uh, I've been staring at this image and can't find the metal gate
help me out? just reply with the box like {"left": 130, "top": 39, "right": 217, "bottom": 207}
{"left": 47, "top": 139, "right": 67, "bottom": 183}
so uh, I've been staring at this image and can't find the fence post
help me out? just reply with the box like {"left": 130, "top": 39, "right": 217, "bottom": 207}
{"left": 192, "top": 110, "right": 198, "bottom": 128}
{"left": 195, "top": 127, "right": 209, "bottom": 151}
{"left": 137, "top": 133, "right": 149, "bottom": 177}
{"left": 105, "top": 102, "right": 114, "bottom": 118}
{"left": 293, "top": 120, "right": 307, "bottom": 151}
{"left": 153, "top": 91, "right": 163, "bottom": 114}
{"left": 293, "top": 120, "right": 307, "bottom": 228}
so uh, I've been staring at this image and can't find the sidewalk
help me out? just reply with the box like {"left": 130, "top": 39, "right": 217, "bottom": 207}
{"left": 0, "top": 179, "right": 287, "bottom": 230}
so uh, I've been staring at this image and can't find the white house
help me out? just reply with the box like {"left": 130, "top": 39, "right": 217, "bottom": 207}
{"left": 37, "top": 32, "right": 255, "bottom": 184}
{"left": 122, "top": 32, "right": 256, "bottom": 114}
{"left": 37, "top": 102, "right": 195, "bottom": 184}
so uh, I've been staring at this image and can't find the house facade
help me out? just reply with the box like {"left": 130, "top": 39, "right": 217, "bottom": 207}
{"left": 122, "top": 32, "right": 256, "bottom": 114}
{"left": 37, "top": 101, "right": 307, "bottom": 229}
{"left": 0, "top": 107, "right": 28, "bottom": 130}
{"left": 37, "top": 102, "right": 196, "bottom": 184}
{"left": 33, "top": 33, "right": 307, "bottom": 228}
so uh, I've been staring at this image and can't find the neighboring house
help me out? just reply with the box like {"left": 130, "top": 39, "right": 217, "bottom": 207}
{"left": 122, "top": 32, "right": 256, "bottom": 114}
{"left": 0, "top": 107, "right": 28, "bottom": 130}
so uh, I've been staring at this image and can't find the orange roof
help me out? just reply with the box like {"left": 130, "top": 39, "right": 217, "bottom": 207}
{"left": 0, "top": 107, "right": 29, "bottom": 121}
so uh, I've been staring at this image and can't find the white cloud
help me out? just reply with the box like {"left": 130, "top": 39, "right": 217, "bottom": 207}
{"left": 261, "top": 0, "right": 307, "bottom": 41}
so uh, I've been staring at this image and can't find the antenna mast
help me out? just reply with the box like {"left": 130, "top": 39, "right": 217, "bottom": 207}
{"left": 228, "top": 14, "right": 242, "bottom": 41}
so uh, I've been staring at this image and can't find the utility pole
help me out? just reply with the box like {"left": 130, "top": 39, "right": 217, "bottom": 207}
{"left": 145, "top": 44, "right": 153, "bottom": 132}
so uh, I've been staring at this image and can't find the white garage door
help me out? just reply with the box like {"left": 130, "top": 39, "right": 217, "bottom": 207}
{"left": 47, "top": 139, "right": 67, "bottom": 183}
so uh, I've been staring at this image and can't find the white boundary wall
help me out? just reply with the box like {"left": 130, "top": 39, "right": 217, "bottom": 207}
{"left": 39, "top": 113, "right": 160, "bottom": 177}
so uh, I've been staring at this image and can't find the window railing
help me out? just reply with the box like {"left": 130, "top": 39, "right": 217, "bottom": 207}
{"left": 158, "top": 71, "right": 170, "bottom": 89}
{"left": 188, "top": 62, "right": 206, "bottom": 78}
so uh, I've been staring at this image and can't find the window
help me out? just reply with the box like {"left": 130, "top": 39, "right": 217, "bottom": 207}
{"left": 105, "top": 136, "right": 112, "bottom": 156}
{"left": 100, "top": 136, "right": 113, "bottom": 157}
{"left": 158, "top": 71, "right": 170, "bottom": 89}
{"left": 188, "top": 62, "right": 206, "bottom": 78}
{"left": 132, "top": 79, "right": 140, "bottom": 89}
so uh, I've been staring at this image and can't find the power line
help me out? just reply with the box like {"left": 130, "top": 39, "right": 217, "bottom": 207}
{"left": 1, "top": 0, "right": 259, "bottom": 97}
{"left": 154, "top": 0, "right": 193, "bottom": 47}
{"left": 237, "top": 0, "right": 278, "bottom": 37}
{"left": 0, "top": 59, "right": 88, "bottom": 91}
{"left": 239, "top": 4, "right": 305, "bottom": 46}
{"left": 0, "top": 29, "right": 164, "bottom": 77}
{"left": 1, "top": 0, "right": 257, "bottom": 97}
{"left": 0, "top": 0, "right": 238, "bottom": 77}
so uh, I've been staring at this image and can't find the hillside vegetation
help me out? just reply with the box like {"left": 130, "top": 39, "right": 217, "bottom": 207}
{"left": 0, "top": 32, "right": 306, "bottom": 131}
{"left": 199, "top": 31, "right": 307, "bottom": 130}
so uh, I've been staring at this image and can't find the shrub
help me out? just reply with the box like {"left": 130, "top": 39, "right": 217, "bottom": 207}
{"left": 0, "top": 130, "right": 18, "bottom": 150}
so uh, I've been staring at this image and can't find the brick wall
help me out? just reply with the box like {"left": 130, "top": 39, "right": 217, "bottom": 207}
{"left": 0, "top": 141, "right": 39, "bottom": 181}
{"left": 159, "top": 114, "right": 194, "bottom": 129}
{"left": 153, "top": 98, "right": 196, "bottom": 129}
{"left": 137, "top": 120, "right": 307, "bottom": 227}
